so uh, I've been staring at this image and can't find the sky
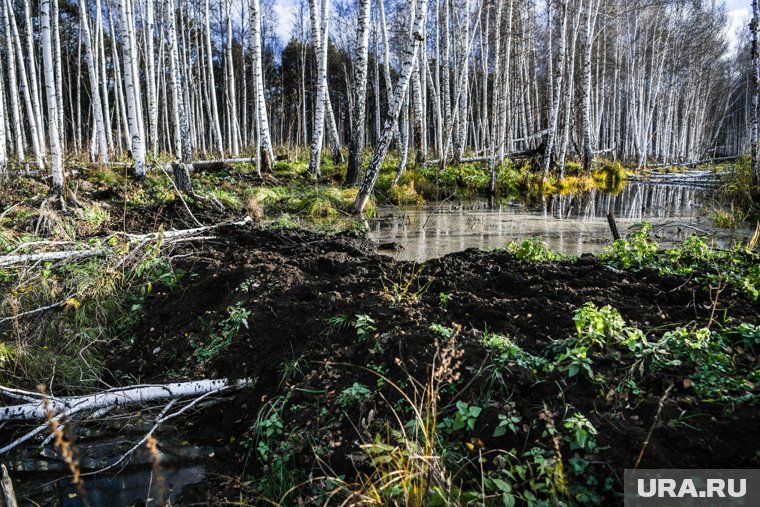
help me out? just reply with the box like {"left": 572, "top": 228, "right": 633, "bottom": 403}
{"left": 269, "top": 0, "right": 754, "bottom": 54}
{"left": 727, "top": 0, "right": 751, "bottom": 51}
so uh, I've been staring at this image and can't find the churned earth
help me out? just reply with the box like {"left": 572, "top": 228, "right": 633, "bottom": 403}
{"left": 105, "top": 224, "right": 760, "bottom": 504}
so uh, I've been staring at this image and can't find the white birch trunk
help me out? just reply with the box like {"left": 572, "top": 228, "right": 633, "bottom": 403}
{"left": 22, "top": 0, "right": 46, "bottom": 157}
{"left": 204, "top": 0, "right": 224, "bottom": 155}
{"left": 145, "top": 0, "right": 158, "bottom": 156}
{"left": 5, "top": 0, "right": 43, "bottom": 168}
{"left": 225, "top": 0, "right": 240, "bottom": 156}
{"left": 80, "top": 0, "right": 109, "bottom": 164}
{"left": 0, "top": 62, "right": 6, "bottom": 175}
{"left": 346, "top": 0, "right": 372, "bottom": 185}
{"left": 118, "top": 0, "right": 146, "bottom": 178}
{"left": 250, "top": 0, "right": 275, "bottom": 171}
{"left": 541, "top": 0, "right": 568, "bottom": 182}
{"left": 167, "top": 0, "right": 193, "bottom": 192}
{"left": 1, "top": 0, "right": 25, "bottom": 162}
{"left": 352, "top": 0, "right": 428, "bottom": 214}
{"left": 0, "top": 378, "right": 253, "bottom": 422}
{"left": 580, "top": 0, "right": 599, "bottom": 171}
{"left": 752, "top": 0, "right": 760, "bottom": 182}
{"left": 308, "top": 0, "right": 330, "bottom": 177}
{"left": 40, "top": 0, "right": 64, "bottom": 194}
{"left": 52, "top": 0, "right": 64, "bottom": 149}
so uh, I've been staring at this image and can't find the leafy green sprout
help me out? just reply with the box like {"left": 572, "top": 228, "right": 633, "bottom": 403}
{"left": 494, "top": 413, "right": 523, "bottom": 437}
{"left": 563, "top": 413, "right": 597, "bottom": 453}
{"left": 439, "top": 401, "right": 482, "bottom": 434}
{"left": 438, "top": 292, "right": 452, "bottom": 309}
{"left": 506, "top": 237, "right": 566, "bottom": 262}
{"left": 193, "top": 302, "right": 250, "bottom": 362}
{"left": 338, "top": 382, "right": 373, "bottom": 409}
{"left": 322, "top": 314, "right": 376, "bottom": 342}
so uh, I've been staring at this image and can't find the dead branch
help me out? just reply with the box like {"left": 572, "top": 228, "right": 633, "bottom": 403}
{"left": 0, "top": 217, "right": 253, "bottom": 268}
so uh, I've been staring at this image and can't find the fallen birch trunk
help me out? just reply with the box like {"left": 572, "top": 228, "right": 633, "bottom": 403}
{"left": 0, "top": 217, "right": 252, "bottom": 267}
{"left": 0, "top": 378, "right": 253, "bottom": 422}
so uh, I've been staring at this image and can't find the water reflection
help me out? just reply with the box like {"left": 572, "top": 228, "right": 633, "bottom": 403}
{"left": 371, "top": 182, "right": 744, "bottom": 262}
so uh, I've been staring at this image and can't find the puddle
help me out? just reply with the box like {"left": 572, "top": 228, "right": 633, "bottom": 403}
{"left": 370, "top": 181, "right": 749, "bottom": 261}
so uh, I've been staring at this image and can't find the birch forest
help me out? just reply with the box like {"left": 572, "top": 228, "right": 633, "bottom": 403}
{"left": 0, "top": 0, "right": 755, "bottom": 196}
{"left": 1, "top": 0, "right": 760, "bottom": 504}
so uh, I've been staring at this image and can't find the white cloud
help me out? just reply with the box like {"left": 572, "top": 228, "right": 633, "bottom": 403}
{"left": 272, "top": 0, "right": 297, "bottom": 43}
{"left": 727, "top": 7, "right": 750, "bottom": 53}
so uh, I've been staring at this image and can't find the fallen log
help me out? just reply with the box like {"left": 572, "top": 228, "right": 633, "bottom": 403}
{"left": 423, "top": 150, "right": 537, "bottom": 166}
{"left": 0, "top": 378, "right": 254, "bottom": 422}
{"left": 0, "top": 217, "right": 253, "bottom": 267}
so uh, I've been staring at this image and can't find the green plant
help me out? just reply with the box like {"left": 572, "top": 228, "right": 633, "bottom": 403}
{"left": 238, "top": 276, "right": 259, "bottom": 292}
{"left": 382, "top": 263, "right": 436, "bottom": 306}
{"left": 323, "top": 314, "right": 351, "bottom": 337}
{"left": 564, "top": 413, "right": 597, "bottom": 452}
{"left": 354, "top": 314, "right": 376, "bottom": 342}
{"left": 322, "top": 314, "right": 376, "bottom": 342}
{"left": 439, "top": 401, "right": 482, "bottom": 434}
{"left": 438, "top": 292, "right": 452, "bottom": 309}
{"left": 494, "top": 413, "right": 523, "bottom": 437}
{"left": 210, "top": 188, "right": 242, "bottom": 209}
{"left": 506, "top": 237, "right": 565, "bottom": 262}
{"left": 602, "top": 223, "right": 658, "bottom": 269}
{"left": 338, "top": 382, "right": 373, "bottom": 409}
{"left": 193, "top": 302, "right": 250, "bottom": 362}
{"left": 556, "top": 346, "right": 595, "bottom": 379}
{"left": 278, "top": 354, "right": 307, "bottom": 387}
{"left": 482, "top": 331, "right": 547, "bottom": 371}
{"left": 573, "top": 302, "right": 627, "bottom": 349}
{"left": 268, "top": 213, "right": 298, "bottom": 230}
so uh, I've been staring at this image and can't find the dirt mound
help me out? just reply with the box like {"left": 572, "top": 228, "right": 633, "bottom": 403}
{"left": 111, "top": 225, "right": 759, "bottom": 504}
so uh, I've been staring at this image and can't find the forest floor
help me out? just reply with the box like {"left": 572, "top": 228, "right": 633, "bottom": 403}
{"left": 0, "top": 161, "right": 758, "bottom": 505}
{"left": 121, "top": 224, "right": 759, "bottom": 505}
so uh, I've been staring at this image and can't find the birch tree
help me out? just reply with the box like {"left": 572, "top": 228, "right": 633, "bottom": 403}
{"left": 580, "top": 0, "right": 600, "bottom": 172}
{"left": 204, "top": 0, "right": 224, "bottom": 155}
{"left": 5, "top": 0, "right": 44, "bottom": 168}
{"left": 346, "top": 0, "right": 373, "bottom": 185}
{"left": 167, "top": 0, "right": 193, "bottom": 192}
{"left": 307, "top": 0, "right": 343, "bottom": 164}
{"left": 118, "top": 0, "right": 147, "bottom": 179}
{"left": 250, "top": 0, "right": 275, "bottom": 171}
{"left": 752, "top": 0, "right": 760, "bottom": 183}
{"left": 308, "top": 0, "right": 330, "bottom": 178}
{"left": 79, "top": 0, "right": 109, "bottom": 163}
{"left": 542, "top": 0, "right": 568, "bottom": 183}
{"left": 145, "top": 0, "right": 158, "bottom": 155}
{"left": 2, "top": 0, "right": 25, "bottom": 162}
{"left": 352, "top": 0, "right": 428, "bottom": 214}
{"left": 0, "top": 62, "right": 6, "bottom": 175}
{"left": 40, "top": 0, "right": 64, "bottom": 194}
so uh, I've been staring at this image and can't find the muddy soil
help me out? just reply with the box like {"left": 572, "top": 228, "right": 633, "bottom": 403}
{"left": 101, "top": 224, "right": 760, "bottom": 504}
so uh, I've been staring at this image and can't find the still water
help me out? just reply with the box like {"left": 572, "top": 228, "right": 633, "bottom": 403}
{"left": 370, "top": 182, "right": 748, "bottom": 262}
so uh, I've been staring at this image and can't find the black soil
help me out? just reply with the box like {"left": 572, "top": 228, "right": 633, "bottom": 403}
{"left": 109, "top": 225, "right": 760, "bottom": 504}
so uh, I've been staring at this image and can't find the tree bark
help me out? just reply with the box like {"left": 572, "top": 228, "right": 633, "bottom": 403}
{"left": 79, "top": 0, "right": 109, "bottom": 164}
{"left": 346, "top": 0, "right": 372, "bottom": 185}
{"left": 250, "top": 0, "right": 275, "bottom": 172}
{"left": 0, "top": 378, "right": 253, "bottom": 422}
{"left": 352, "top": 0, "right": 428, "bottom": 214}
{"left": 118, "top": 0, "right": 146, "bottom": 179}
{"left": 41, "top": 0, "right": 64, "bottom": 195}
{"left": 308, "top": 0, "right": 331, "bottom": 178}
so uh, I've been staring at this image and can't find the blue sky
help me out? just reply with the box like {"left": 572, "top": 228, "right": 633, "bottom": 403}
{"left": 270, "top": 0, "right": 753, "bottom": 53}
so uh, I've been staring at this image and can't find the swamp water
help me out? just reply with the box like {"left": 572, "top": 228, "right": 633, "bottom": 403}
{"left": 370, "top": 180, "right": 748, "bottom": 262}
